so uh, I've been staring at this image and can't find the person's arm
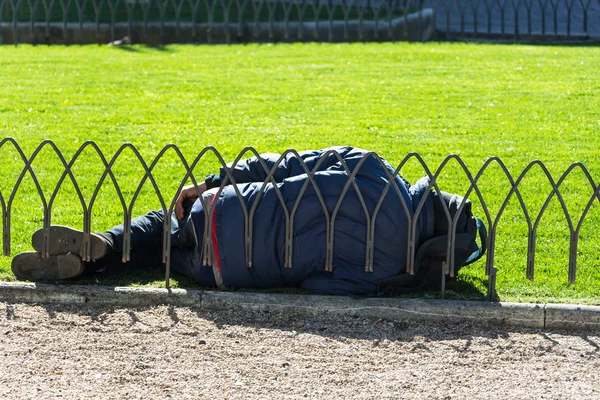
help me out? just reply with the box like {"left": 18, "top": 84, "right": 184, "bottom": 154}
{"left": 174, "top": 150, "right": 294, "bottom": 218}
{"left": 174, "top": 150, "right": 301, "bottom": 218}
{"left": 176, "top": 151, "right": 289, "bottom": 218}
{"left": 217, "top": 147, "right": 354, "bottom": 185}
{"left": 177, "top": 146, "right": 357, "bottom": 218}
{"left": 175, "top": 181, "right": 207, "bottom": 219}
{"left": 204, "top": 173, "right": 222, "bottom": 189}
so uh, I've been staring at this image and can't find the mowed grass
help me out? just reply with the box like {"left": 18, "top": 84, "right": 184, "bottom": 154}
{"left": 0, "top": 43, "right": 599, "bottom": 304}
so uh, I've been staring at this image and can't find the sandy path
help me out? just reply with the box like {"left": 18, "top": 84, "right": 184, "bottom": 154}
{"left": 1, "top": 302, "right": 599, "bottom": 399}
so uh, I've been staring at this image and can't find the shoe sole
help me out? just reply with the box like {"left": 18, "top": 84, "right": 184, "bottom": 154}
{"left": 32, "top": 226, "right": 107, "bottom": 260}
{"left": 11, "top": 252, "right": 84, "bottom": 281}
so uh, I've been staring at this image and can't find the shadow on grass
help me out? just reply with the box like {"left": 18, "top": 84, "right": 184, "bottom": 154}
{"left": 32, "top": 261, "right": 488, "bottom": 302}
{"left": 19, "top": 263, "right": 599, "bottom": 305}
{"left": 111, "top": 45, "right": 141, "bottom": 53}
{"left": 62, "top": 264, "right": 201, "bottom": 288}
{"left": 435, "top": 32, "right": 600, "bottom": 47}
{"left": 110, "top": 44, "right": 176, "bottom": 53}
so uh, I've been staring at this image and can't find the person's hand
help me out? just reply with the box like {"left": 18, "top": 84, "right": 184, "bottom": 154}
{"left": 175, "top": 182, "right": 206, "bottom": 219}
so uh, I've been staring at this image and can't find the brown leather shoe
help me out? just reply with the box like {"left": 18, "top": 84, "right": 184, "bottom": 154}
{"left": 32, "top": 226, "right": 109, "bottom": 260}
{"left": 11, "top": 252, "right": 84, "bottom": 281}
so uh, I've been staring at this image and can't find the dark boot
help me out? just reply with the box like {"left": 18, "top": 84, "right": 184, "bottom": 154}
{"left": 11, "top": 252, "right": 84, "bottom": 281}
{"left": 31, "top": 226, "right": 113, "bottom": 260}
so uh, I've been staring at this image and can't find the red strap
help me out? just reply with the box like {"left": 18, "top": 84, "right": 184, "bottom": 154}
{"left": 210, "top": 196, "right": 221, "bottom": 273}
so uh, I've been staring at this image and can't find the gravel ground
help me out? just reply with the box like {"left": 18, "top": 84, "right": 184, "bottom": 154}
{"left": 1, "top": 302, "right": 599, "bottom": 400}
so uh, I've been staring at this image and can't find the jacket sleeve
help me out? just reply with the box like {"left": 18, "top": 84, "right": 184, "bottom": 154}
{"left": 218, "top": 146, "right": 355, "bottom": 185}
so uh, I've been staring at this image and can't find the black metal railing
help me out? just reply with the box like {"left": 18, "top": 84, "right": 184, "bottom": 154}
{"left": 1, "top": 138, "right": 599, "bottom": 301}
{"left": 426, "top": 0, "right": 600, "bottom": 38}
{"left": 1, "top": 0, "right": 598, "bottom": 44}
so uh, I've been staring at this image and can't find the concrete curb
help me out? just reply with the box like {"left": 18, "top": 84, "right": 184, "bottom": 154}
{"left": 1, "top": 282, "right": 599, "bottom": 331}
{"left": 545, "top": 303, "right": 600, "bottom": 331}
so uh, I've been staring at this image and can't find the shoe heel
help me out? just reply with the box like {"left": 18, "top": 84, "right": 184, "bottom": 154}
{"left": 12, "top": 252, "right": 84, "bottom": 281}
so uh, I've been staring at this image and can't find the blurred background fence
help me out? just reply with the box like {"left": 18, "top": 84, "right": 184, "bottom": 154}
{"left": 2, "top": 139, "right": 600, "bottom": 301}
{"left": 1, "top": 0, "right": 598, "bottom": 44}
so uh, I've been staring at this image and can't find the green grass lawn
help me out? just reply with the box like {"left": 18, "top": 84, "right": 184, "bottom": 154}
{"left": 0, "top": 43, "right": 599, "bottom": 304}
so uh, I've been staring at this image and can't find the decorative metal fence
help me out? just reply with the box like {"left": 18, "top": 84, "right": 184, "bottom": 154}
{"left": 2, "top": 138, "right": 599, "bottom": 301}
{"left": 0, "top": 0, "right": 598, "bottom": 44}
{"left": 427, "top": 0, "right": 600, "bottom": 38}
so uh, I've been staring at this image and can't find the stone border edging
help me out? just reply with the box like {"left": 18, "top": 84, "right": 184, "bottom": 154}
{"left": 1, "top": 281, "right": 599, "bottom": 331}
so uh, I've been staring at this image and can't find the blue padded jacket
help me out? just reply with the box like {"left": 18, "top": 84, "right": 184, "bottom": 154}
{"left": 191, "top": 146, "right": 435, "bottom": 296}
